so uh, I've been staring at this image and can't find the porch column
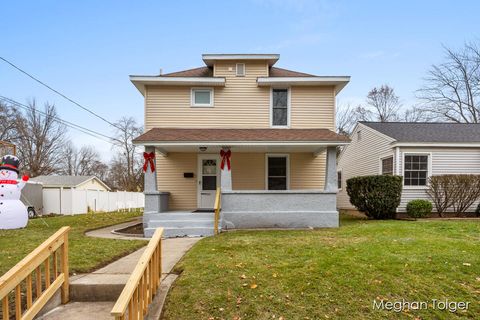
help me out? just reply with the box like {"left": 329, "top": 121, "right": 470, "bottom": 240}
{"left": 143, "top": 146, "right": 169, "bottom": 215}
{"left": 220, "top": 147, "right": 232, "bottom": 191}
{"left": 324, "top": 146, "right": 337, "bottom": 192}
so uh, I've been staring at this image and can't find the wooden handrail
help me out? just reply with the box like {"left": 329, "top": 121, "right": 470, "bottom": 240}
{"left": 214, "top": 187, "right": 221, "bottom": 235}
{"left": 0, "top": 226, "right": 70, "bottom": 320}
{"left": 111, "top": 228, "right": 164, "bottom": 320}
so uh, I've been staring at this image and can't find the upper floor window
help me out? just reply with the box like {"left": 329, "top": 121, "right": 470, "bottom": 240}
{"left": 337, "top": 171, "right": 342, "bottom": 189}
{"left": 191, "top": 88, "right": 214, "bottom": 107}
{"left": 236, "top": 63, "right": 245, "bottom": 76}
{"left": 271, "top": 88, "right": 289, "bottom": 127}
{"left": 404, "top": 154, "right": 429, "bottom": 186}
{"left": 381, "top": 156, "right": 394, "bottom": 175}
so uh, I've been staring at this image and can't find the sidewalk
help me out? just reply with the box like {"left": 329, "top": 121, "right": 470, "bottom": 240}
{"left": 39, "top": 223, "right": 200, "bottom": 320}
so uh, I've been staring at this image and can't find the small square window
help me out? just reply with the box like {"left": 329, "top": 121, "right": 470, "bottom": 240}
{"left": 191, "top": 89, "right": 213, "bottom": 107}
{"left": 236, "top": 63, "right": 245, "bottom": 76}
{"left": 403, "top": 154, "right": 429, "bottom": 186}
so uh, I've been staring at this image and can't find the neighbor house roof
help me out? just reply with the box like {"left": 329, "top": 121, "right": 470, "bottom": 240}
{"left": 133, "top": 128, "right": 349, "bottom": 144}
{"left": 360, "top": 122, "right": 480, "bottom": 143}
{"left": 31, "top": 175, "right": 111, "bottom": 190}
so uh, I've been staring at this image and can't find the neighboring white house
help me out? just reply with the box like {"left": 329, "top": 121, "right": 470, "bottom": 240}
{"left": 337, "top": 122, "right": 480, "bottom": 212}
{"left": 31, "top": 175, "right": 111, "bottom": 191}
{"left": 30, "top": 175, "right": 144, "bottom": 215}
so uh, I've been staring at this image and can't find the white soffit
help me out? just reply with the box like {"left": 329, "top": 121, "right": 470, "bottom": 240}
{"left": 202, "top": 54, "right": 280, "bottom": 66}
{"left": 257, "top": 76, "right": 351, "bottom": 94}
{"left": 129, "top": 76, "right": 225, "bottom": 95}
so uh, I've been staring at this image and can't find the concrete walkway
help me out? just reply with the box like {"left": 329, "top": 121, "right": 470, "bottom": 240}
{"left": 39, "top": 222, "right": 201, "bottom": 320}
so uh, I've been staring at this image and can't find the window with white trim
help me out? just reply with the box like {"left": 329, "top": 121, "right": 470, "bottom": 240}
{"left": 381, "top": 157, "right": 394, "bottom": 175}
{"left": 267, "top": 156, "right": 288, "bottom": 190}
{"left": 271, "top": 88, "right": 289, "bottom": 127}
{"left": 337, "top": 171, "right": 342, "bottom": 189}
{"left": 236, "top": 63, "right": 245, "bottom": 76}
{"left": 404, "top": 154, "right": 428, "bottom": 186}
{"left": 191, "top": 88, "right": 213, "bottom": 107}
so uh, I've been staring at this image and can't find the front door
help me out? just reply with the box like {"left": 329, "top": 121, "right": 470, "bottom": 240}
{"left": 197, "top": 154, "right": 220, "bottom": 209}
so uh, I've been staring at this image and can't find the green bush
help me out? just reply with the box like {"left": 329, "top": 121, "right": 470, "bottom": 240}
{"left": 346, "top": 175, "right": 402, "bottom": 219}
{"left": 406, "top": 199, "right": 432, "bottom": 219}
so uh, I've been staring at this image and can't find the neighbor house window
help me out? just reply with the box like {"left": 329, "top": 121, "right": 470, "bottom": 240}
{"left": 267, "top": 155, "right": 288, "bottom": 190}
{"left": 404, "top": 154, "right": 429, "bottom": 186}
{"left": 191, "top": 88, "right": 213, "bottom": 107}
{"left": 271, "top": 88, "right": 289, "bottom": 127}
{"left": 337, "top": 171, "right": 342, "bottom": 189}
{"left": 382, "top": 157, "right": 394, "bottom": 175}
{"left": 236, "top": 63, "right": 245, "bottom": 76}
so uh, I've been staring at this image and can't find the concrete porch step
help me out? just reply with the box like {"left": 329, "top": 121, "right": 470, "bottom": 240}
{"left": 144, "top": 211, "right": 214, "bottom": 221}
{"left": 148, "top": 219, "right": 214, "bottom": 229}
{"left": 145, "top": 227, "right": 214, "bottom": 238}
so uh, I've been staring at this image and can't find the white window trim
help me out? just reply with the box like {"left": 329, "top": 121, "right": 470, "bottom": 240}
{"left": 191, "top": 88, "right": 214, "bottom": 107}
{"left": 265, "top": 154, "right": 290, "bottom": 190}
{"left": 402, "top": 152, "right": 432, "bottom": 189}
{"left": 236, "top": 63, "right": 245, "bottom": 77}
{"left": 270, "top": 87, "right": 291, "bottom": 128}
{"left": 379, "top": 154, "right": 394, "bottom": 175}
{"left": 337, "top": 170, "right": 342, "bottom": 190}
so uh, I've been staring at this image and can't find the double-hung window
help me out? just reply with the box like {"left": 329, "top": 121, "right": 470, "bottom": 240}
{"left": 404, "top": 154, "right": 429, "bottom": 186}
{"left": 381, "top": 157, "right": 394, "bottom": 175}
{"left": 267, "top": 155, "right": 288, "bottom": 190}
{"left": 191, "top": 88, "right": 213, "bottom": 107}
{"left": 337, "top": 171, "right": 342, "bottom": 189}
{"left": 271, "top": 88, "right": 289, "bottom": 127}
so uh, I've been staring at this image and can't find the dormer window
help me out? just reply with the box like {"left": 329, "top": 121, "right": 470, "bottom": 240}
{"left": 191, "top": 88, "right": 214, "bottom": 107}
{"left": 236, "top": 63, "right": 245, "bottom": 76}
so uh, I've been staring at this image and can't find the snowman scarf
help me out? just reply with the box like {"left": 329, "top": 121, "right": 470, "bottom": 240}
{"left": 0, "top": 180, "right": 18, "bottom": 185}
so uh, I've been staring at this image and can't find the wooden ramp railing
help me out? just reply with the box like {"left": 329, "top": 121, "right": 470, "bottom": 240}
{"left": 111, "top": 228, "right": 163, "bottom": 320}
{"left": 214, "top": 187, "right": 221, "bottom": 235}
{"left": 0, "top": 226, "right": 70, "bottom": 320}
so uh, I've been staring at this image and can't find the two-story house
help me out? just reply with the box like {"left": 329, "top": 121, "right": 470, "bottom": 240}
{"left": 131, "top": 54, "right": 350, "bottom": 237}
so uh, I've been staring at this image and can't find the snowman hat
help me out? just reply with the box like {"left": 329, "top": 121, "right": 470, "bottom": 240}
{"left": 0, "top": 155, "right": 20, "bottom": 174}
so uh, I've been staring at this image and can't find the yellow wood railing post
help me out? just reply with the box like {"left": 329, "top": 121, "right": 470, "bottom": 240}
{"left": 0, "top": 226, "right": 70, "bottom": 320}
{"left": 214, "top": 187, "right": 221, "bottom": 235}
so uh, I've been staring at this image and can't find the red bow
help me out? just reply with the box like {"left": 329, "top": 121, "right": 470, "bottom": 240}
{"left": 143, "top": 152, "right": 155, "bottom": 172}
{"left": 220, "top": 149, "right": 231, "bottom": 171}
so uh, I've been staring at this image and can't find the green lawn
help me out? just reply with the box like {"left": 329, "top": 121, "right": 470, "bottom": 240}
{"left": 0, "top": 211, "right": 146, "bottom": 275}
{"left": 162, "top": 215, "right": 480, "bottom": 320}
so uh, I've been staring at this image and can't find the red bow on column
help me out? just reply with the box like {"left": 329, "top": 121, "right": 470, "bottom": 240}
{"left": 143, "top": 152, "right": 155, "bottom": 172}
{"left": 220, "top": 149, "right": 231, "bottom": 171}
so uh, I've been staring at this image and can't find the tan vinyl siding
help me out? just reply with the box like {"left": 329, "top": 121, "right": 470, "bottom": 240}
{"left": 336, "top": 124, "right": 396, "bottom": 209}
{"left": 290, "top": 87, "right": 335, "bottom": 130}
{"left": 231, "top": 153, "right": 265, "bottom": 190}
{"left": 290, "top": 153, "right": 325, "bottom": 189}
{"left": 156, "top": 152, "right": 197, "bottom": 210}
{"left": 144, "top": 61, "right": 336, "bottom": 130}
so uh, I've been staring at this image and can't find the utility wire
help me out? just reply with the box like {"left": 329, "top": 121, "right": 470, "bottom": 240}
{"left": 0, "top": 56, "right": 123, "bottom": 130}
{"left": 0, "top": 95, "right": 119, "bottom": 144}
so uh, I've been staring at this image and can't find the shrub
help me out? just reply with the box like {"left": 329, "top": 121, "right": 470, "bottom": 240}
{"left": 406, "top": 199, "right": 432, "bottom": 219}
{"left": 476, "top": 203, "right": 480, "bottom": 217}
{"left": 346, "top": 175, "right": 402, "bottom": 219}
{"left": 427, "top": 175, "right": 480, "bottom": 217}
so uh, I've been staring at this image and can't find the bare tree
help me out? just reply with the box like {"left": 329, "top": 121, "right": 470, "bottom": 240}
{"left": 402, "top": 105, "right": 433, "bottom": 122}
{"left": 60, "top": 144, "right": 108, "bottom": 180}
{"left": 356, "top": 85, "right": 402, "bottom": 122}
{"left": 0, "top": 101, "right": 20, "bottom": 141}
{"left": 14, "top": 100, "right": 67, "bottom": 176}
{"left": 109, "top": 117, "right": 143, "bottom": 191}
{"left": 418, "top": 41, "right": 480, "bottom": 123}
{"left": 336, "top": 103, "right": 358, "bottom": 135}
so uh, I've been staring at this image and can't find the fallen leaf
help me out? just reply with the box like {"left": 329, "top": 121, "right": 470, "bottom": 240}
{"left": 272, "top": 273, "right": 278, "bottom": 278}
{"left": 219, "top": 307, "right": 224, "bottom": 312}
{"left": 463, "top": 262, "right": 471, "bottom": 266}
{"left": 250, "top": 283, "right": 258, "bottom": 289}
{"left": 240, "top": 274, "right": 246, "bottom": 279}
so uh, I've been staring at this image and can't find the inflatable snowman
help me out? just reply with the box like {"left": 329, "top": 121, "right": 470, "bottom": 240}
{"left": 0, "top": 155, "right": 29, "bottom": 229}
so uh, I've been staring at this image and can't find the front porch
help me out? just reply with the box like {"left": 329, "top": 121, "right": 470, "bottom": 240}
{"left": 135, "top": 128, "right": 349, "bottom": 237}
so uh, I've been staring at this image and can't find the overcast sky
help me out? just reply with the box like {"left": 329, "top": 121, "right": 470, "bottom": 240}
{"left": 1, "top": 0, "right": 478, "bottom": 160}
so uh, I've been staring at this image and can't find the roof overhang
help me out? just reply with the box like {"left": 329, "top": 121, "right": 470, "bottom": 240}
{"left": 202, "top": 54, "right": 280, "bottom": 66}
{"left": 257, "top": 76, "right": 351, "bottom": 94}
{"left": 392, "top": 142, "right": 480, "bottom": 148}
{"left": 129, "top": 76, "right": 226, "bottom": 95}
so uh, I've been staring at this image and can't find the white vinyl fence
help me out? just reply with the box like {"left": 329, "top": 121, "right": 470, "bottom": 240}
{"left": 42, "top": 188, "right": 145, "bottom": 215}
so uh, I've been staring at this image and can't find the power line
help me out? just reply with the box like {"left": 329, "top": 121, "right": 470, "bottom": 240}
{"left": 0, "top": 95, "right": 119, "bottom": 144}
{"left": 0, "top": 56, "right": 123, "bottom": 130}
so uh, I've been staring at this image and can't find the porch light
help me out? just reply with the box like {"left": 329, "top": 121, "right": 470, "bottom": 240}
{"left": 199, "top": 146, "right": 207, "bottom": 152}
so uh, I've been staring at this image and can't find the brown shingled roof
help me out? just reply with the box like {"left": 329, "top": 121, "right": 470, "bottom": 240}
{"left": 134, "top": 128, "right": 349, "bottom": 143}
{"left": 269, "top": 67, "right": 314, "bottom": 77}
{"left": 162, "top": 66, "right": 213, "bottom": 77}
{"left": 159, "top": 66, "right": 313, "bottom": 78}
